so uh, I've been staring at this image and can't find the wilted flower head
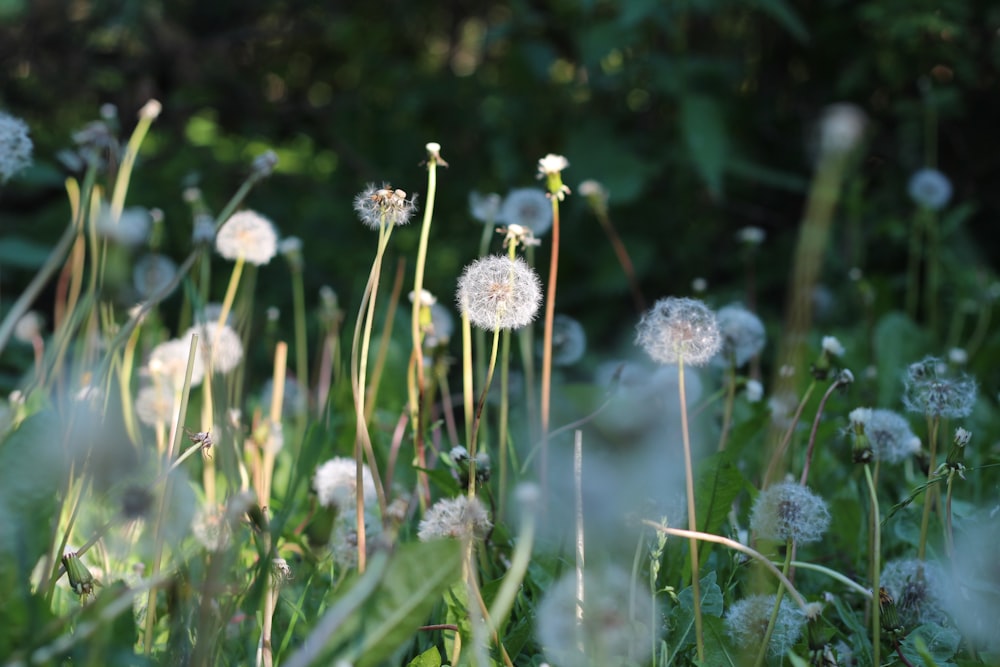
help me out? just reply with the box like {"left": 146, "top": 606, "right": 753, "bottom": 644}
{"left": 497, "top": 188, "right": 552, "bottom": 235}
{"left": 849, "top": 407, "right": 919, "bottom": 464}
{"left": 185, "top": 323, "right": 244, "bottom": 374}
{"left": 148, "top": 338, "right": 206, "bottom": 390}
{"left": 456, "top": 255, "right": 542, "bottom": 331}
{"left": 536, "top": 565, "right": 657, "bottom": 667}
{"left": 537, "top": 153, "right": 571, "bottom": 200}
{"left": 908, "top": 168, "right": 952, "bottom": 211}
{"left": 133, "top": 253, "right": 178, "bottom": 299}
{"left": 635, "top": 297, "right": 721, "bottom": 366}
{"left": 469, "top": 191, "right": 502, "bottom": 223}
{"left": 353, "top": 183, "right": 418, "bottom": 229}
{"left": 216, "top": 210, "right": 278, "bottom": 265}
{"left": 417, "top": 496, "right": 491, "bottom": 541}
{"left": 313, "top": 457, "right": 377, "bottom": 510}
{"left": 902, "top": 356, "right": 977, "bottom": 419}
{"left": 0, "top": 111, "right": 33, "bottom": 182}
{"left": 881, "top": 558, "right": 948, "bottom": 627}
{"left": 750, "top": 482, "right": 830, "bottom": 544}
{"left": 725, "top": 593, "right": 806, "bottom": 658}
{"left": 548, "top": 314, "right": 587, "bottom": 366}
{"left": 135, "top": 384, "right": 175, "bottom": 426}
{"left": 715, "top": 304, "right": 766, "bottom": 367}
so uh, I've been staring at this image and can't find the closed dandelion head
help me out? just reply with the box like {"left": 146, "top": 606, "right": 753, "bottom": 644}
{"left": 456, "top": 255, "right": 542, "bottom": 331}
{"left": 313, "top": 457, "right": 377, "bottom": 510}
{"left": 536, "top": 565, "right": 657, "bottom": 667}
{"left": 498, "top": 187, "right": 553, "bottom": 235}
{"left": 902, "top": 356, "right": 977, "bottom": 419}
{"left": 714, "top": 304, "right": 766, "bottom": 367}
{"left": 881, "top": 559, "right": 948, "bottom": 627}
{"left": 135, "top": 384, "right": 175, "bottom": 426}
{"left": 908, "top": 168, "right": 952, "bottom": 211}
{"left": 353, "top": 183, "right": 418, "bottom": 229}
{"left": 417, "top": 495, "right": 491, "bottom": 541}
{"left": 548, "top": 314, "right": 587, "bottom": 366}
{"left": 0, "top": 111, "right": 33, "bottom": 182}
{"left": 750, "top": 481, "right": 831, "bottom": 544}
{"left": 725, "top": 593, "right": 806, "bottom": 658}
{"left": 250, "top": 149, "right": 278, "bottom": 180}
{"left": 216, "top": 210, "right": 279, "bottom": 265}
{"left": 185, "top": 323, "right": 244, "bottom": 375}
{"left": 537, "top": 153, "right": 571, "bottom": 200}
{"left": 133, "top": 253, "right": 178, "bottom": 299}
{"left": 148, "top": 338, "right": 206, "bottom": 390}
{"left": 635, "top": 297, "right": 721, "bottom": 366}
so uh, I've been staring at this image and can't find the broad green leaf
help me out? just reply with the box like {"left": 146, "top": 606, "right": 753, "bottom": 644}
{"left": 900, "top": 623, "right": 960, "bottom": 667}
{"left": 669, "top": 571, "right": 723, "bottom": 654}
{"left": 680, "top": 95, "right": 728, "bottom": 201}
{"left": 701, "top": 615, "right": 737, "bottom": 667}
{"left": 692, "top": 450, "right": 745, "bottom": 573}
{"left": 407, "top": 646, "right": 442, "bottom": 667}
{"left": 829, "top": 594, "right": 872, "bottom": 666}
{"left": 329, "top": 539, "right": 463, "bottom": 667}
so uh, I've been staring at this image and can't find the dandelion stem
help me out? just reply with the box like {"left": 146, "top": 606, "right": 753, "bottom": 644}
{"left": 753, "top": 538, "right": 793, "bottom": 667}
{"left": 800, "top": 375, "right": 848, "bottom": 486}
{"left": 864, "top": 463, "right": 882, "bottom": 667}
{"left": 917, "top": 415, "right": 940, "bottom": 561}
{"left": 468, "top": 326, "right": 501, "bottom": 496}
{"left": 539, "top": 194, "right": 560, "bottom": 487}
{"left": 677, "top": 358, "right": 705, "bottom": 663}
{"left": 764, "top": 380, "right": 816, "bottom": 485}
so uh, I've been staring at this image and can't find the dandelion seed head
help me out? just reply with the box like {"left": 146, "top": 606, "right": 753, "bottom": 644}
{"left": 148, "top": 338, "right": 205, "bottom": 390}
{"left": 456, "top": 255, "right": 542, "bottom": 331}
{"left": 818, "top": 103, "right": 866, "bottom": 155}
{"left": 737, "top": 226, "right": 766, "bottom": 245}
{"left": 745, "top": 379, "right": 764, "bottom": 403}
{"left": 902, "top": 356, "right": 977, "bottom": 419}
{"left": 882, "top": 559, "right": 949, "bottom": 626}
{"left": 133, "top": 253, "right": 178, "bottom": 299}
{"left": 135, "top": 384, "right": 175, "bottom": 426}
{"left": 469, "top": 191, "right": 502, "bottom": 223}
{"left": 750, "top": 482, "right": 831, "bottom": 544}
{"left": 908, "top": 168, "right": 952, "bottom": 211}
{"left": 13, "top": 311, "right": 43, "bottom": 343}
{"left": 549, "top": 314, "right": 587, "bottom": 366}
{"left": 538, "top": 153, "right": 569, "bottom": 175}
{"left": 313, "top": 457, "right": 377, "bottom": 510}
{"left": 424, "top": 302, "right": 454, "bottom": 348}
{"left": 185, "top": 323, "right": 243, "bottom": 374}
{"left": 251, "top": 149, "right": 278, "bottom": 179}
{"left": 192, "top": 505, "right": 229, "bottom": 552}
{"left": 715, "top": 304, "right": 766, "bottom": 367}
{"left": 635, "top": 297, "right": 721, "bottom": 366}
{"left": 865, "top": 409, "right": 920, "bottom": 463}
{"left": 215, "top": 210, "right": 279, "bottom": 265}
{"left": 0, "top": 111, "right": 33, "bottom": 182}
{"left": 725, "top": 593, "right": 806, "bottom": 657}
{"left": 821, "top": 335, "right": 845, "bottom": 357}
{"left": 353, "top": 183, "right": 418, "bottom": 229}
{"left": 95, "top": 205, "right": 152, "bottom": 248}
{"left": 497, "top": 188, "right": 552, "bottom": 235}
{"left": 536, "top": 565, "right": 656, "bottom": 666}
{"left": 417, "top": 495, "right": 491, "bottom": 541}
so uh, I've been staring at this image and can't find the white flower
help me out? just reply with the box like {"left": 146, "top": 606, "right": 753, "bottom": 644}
{"left": 148, "top": 338, "right": 206, "bottom": 390}
{"left": 215, "top": 210, "right": 279, "bottom": 265}
{"left": 417, "top": 496, "right": 491, "bottom": 541}
{"left": 537, "top": 153, "right": 569, "bottom": 175}
{"left": 313, "top": 457, "right": 377, "bottom": 510}
{"left": 185, "top": 323, "right": 244, "bottom": 374}
{"left": 821, "top": 335, "right": 844, "bottom": 357}
{"left": 135, "top": 384, "right": 175, "bottom": 426}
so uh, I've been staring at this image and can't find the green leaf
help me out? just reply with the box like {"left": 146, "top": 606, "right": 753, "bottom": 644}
{"left": 873, "top": 312, "right": 929, "bottom": 408}
{"left": 692, "top": 450, "right": 745, "bottom": 572}
{"left": 329, "top": 539, "right": 463, "bottom": 667}
{"left": 407, "top": 646, "right": 442, "bottom": 667}
{"left": 829, "top": 594, "right": 872, "bottom": 666}
{"left": 680, "top": 95, "right": 728, "bottom": 201}
{"left": 669, "top": 571, "right": 724, "bottom": 653}
{"left": 701, "top": 615, "right": 737, "bottom": 667}
{"left": 900, "top": 623, "right": 961, "bottom": 667}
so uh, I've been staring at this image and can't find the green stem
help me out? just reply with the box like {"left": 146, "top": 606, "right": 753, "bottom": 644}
{"left": 917, "top": 416, "right": 940, "bottom": 561}
{"left": 469, "top": 326, "right": 501, "bottom": 497}
{"left": 753, "top": 539, "right": 793, "bottom": 667}
{"left": 677, "top": 358, "right": 704, "bottom": 663}
{"left": 291, "top": 263, "right": 309, "bottom": 403}
{"left": 865, "top": 463, "right": 881, "bottom": 667}
{"left": 539, "top": 195, "right": 561, "bottom": 483}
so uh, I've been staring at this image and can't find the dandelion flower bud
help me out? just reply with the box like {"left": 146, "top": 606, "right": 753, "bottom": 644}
{"left": 185, "top": 323, "right": 244, "bottom": 374}
{"left": 908, "top": 168, "right": 952, "bottom": 211}
{"left": 725, "top": 593, "right": 806, "bottom": 658}
{"left": 536, "top": 565, "right": 656, "bottom": 666}
{"left": 715, "top": 304, "right": 766, "bottom": 367}
{"left": 133, "top": 253, "right": 178, "bottom": 299}
{"left": 578, "top": 179, "right": 609, "bottom": 215}
{"left": 215, "top": 210, "right": 279, "bottom": 265}
{"left": 456, "top": 255, "right": 542, "bottom": 331}
{"left": 313, "top": 457, "right": 377, "bottom": 510}
{"left": 353, "top": 183, "right": 418, "bottom": 229}
{"left": 498, "top": 188, "right": 552, "bottom": 235}
{"left": 635, "top": 297, "right": 722, "bottom": 366}
{"left": 881, "top": 558, "right": 948, "bottom": 626}
{"left": 902, "top": 356, "right": 977, "bottom": 419}
{"left": 0, "top": 111, "right": 33, "bottom": 182}
{"left": 251, "top": 149, "right": 278, "bottom": 180}
{"left": 750, "top": 481, "right": 831, "bottom": 544}
{"left": 537, "top": 153, "right": 571, "bottom": 200}
{"left": 417, "top": 496, "right": 491, "bottom": 541}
